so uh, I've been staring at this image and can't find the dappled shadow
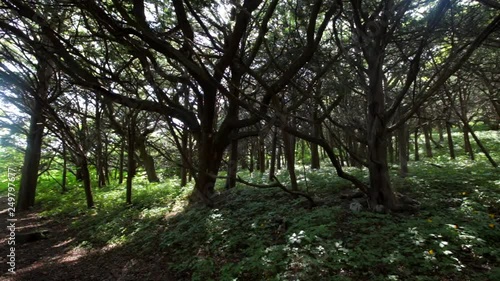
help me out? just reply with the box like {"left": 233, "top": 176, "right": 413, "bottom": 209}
{"left": 0, "top": 196, "right": 174, "bottom": 281}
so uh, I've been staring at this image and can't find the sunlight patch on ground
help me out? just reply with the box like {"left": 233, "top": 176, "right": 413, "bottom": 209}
{"left": 58, "top": 247, "right": 89, "bottom": 263}
{"left": 52, "top": 238, "right": 75, "bottom": 248}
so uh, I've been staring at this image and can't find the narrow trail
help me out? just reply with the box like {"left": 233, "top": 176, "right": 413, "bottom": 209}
{"left": 0, "top": 196, "right": 172, "bottom": 281}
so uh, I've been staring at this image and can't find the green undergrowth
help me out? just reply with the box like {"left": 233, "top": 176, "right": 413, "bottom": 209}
{"left": 27, "top": 155, "right": 499, "bottom": 281}
{"left": 3, "top": 130, "right": 498, "bottom": 280}
{"left": 159, "top": 160, "right": 500, "bottom": 281}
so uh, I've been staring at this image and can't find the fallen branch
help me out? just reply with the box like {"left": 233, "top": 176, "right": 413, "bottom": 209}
{"left": 236, "top": 175, "right": 316, "bottom": 208}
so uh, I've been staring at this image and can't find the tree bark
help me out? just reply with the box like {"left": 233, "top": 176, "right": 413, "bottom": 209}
{"left": 258, "top": 136, "right": 266, "bottom": 173}
{"left": 126, "top": 119, "right": 136, "bottom": 205}
{"left": 190, "top": 133, "right": 223, "bottom": 206}
{"left": 17, "top": 98, "right": 45, "bottom": 210}
{"left": 80, "top": 156, "right": 94, "bottom": 208}
{"left": 180, "top": 129, "right": 189, "bottom": 187}
{"left": 446, "top": 120, "right": 456, "bottom": 159}
{"left": 365, "top": 41, "right": 397, "bottom": 210}
{"left": 282, "top": 129, "right": 298, "bottom": 191}
{"left": 269, "top": 129, "right": 278, "bottom": 181}
{"left": 225, "top": 139, "right": 238, "bottom": 189}
{"left": 95, "top": 98, "right": 106, "bottom": 187}
{"left": 423, "top": 121, "right": 433, "bottom": 158}
{"left": 388, "top": 133, "right": 395, "bottom": 164}
{"left": 118, "top": 137, "right": 125, "bottom": 184}
{"left": 398, "top": 122, "right": 408, "bottom": 178}
{"left": 61, "top": 141, "right": 67, "bottom": 193}
{"left": 463, "top": 125, "right": 474, "bottom": 160}
{"left": 310, "top": 119, "right": 321, "bottom": 169}
{"left": 414, "top": 128, "right": 420, "bottom": 161}
{"left": 137, "top": 136, "right": 160, "bottom": 183}
{"left": 276, "top": 142, "right": 282, "bottom": 170}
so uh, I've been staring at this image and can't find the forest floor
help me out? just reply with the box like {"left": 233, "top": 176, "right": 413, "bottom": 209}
{"left": 0, "top": 131, "right": 498, "bottom": 281}
{"left": 0, "top": 195, "right": 174, "bottom": 281}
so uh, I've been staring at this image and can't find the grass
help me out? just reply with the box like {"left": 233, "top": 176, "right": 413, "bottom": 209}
{"left": 0, "top": 130, "right": 498, "bottom": 280}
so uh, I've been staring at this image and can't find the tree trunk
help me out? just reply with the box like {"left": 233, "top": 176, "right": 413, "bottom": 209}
{"left": 137, "top": 137, "right": 160, "bottom": 183}
{"left": 249, "top": 140, "right": 255, "bottom": 173}
{"left": 104, "top": 138, "right": 110, "bottom": 185}
{"left": 282, "top": 129, "right": 298, "bottom": 191}
{"left": 61, "top": 141, "right": 67, "bottom": 193}
{"left": 423, "top": 122, "right": 433, "bottom": 158}
{"left": 398, "top": 122, "right": 408, "bottom": 178}
{"left": 446, "top": 121, "right": 455, "bottom": 159}
{"left": 258, "top": 136, "right": 266, "bottom": 173}
{"left": 188, "top": 134, "right": 193, "bottom": 183}
{"left": 190, "top": 133, "right": 223, "bottom": 206}
{"left": 180, "top": 129, "right": 189, "bottom": 187}
{"left": 437, "top": 121, "right": 444, "bottom": 144}
{"left": 95, "top": 98, "right": 106, "bottom": 188}
{"left": 240, "top": 140, "right": 248, "bottom": 170}
{"left": 17, "top": 99, "right": 45, "bottom": 210}
{"left": 366, "top": 50, "right": 397, "bottom": 210}
{"left": 118, "top": 137, "right": 125, "bottom": 184}
{"left": 388, "top": 133, "right": 395, "bottom": 164}
{"left": 463, "top": 125, "right": 474, "bottom": 160}
{"left": 80, "top": 156, "right": 94, "bottom": 208}
{"left": 126, "top": 119, "right": 136, "bottom": 205}
{"left": 269, "top": 129, "right": 278, "bottom": 181}
{"left": 225, "top": 139, "right": 238, "bottom": 189}
{"left": 455, "top": 108, "right": 498, "bottom": 167}
{"left": 414, "top": 128, "right": 420, "bottom": 161}
{"left": 310, "top": 120, "right": 321, "bottom": 169}
{"left": 276, "top": 142, "right": 282, "bottom": 170}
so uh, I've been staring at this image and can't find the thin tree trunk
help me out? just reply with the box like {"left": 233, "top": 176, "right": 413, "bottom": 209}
{"left": 398, "top": 122, "right": 408, "bottom": 178}
{"left": 104, "top": 138, "right": 110, "bottom": 185}
{"left": 80, "top": 156, "right": 94, "bottom": 208}
{"left": 446, "top": 121, "right": 455, "bottom": 159}
{"left": 188, "top": 134, "right": 193, "bottom": 182}
{"left": 277, "top": 142, "right": 282, "bottom": 170}
{"left": 455, "top": 108, "right": 498, "bottom": 167}
{"left": 438, "top": 121, "right": 444, "bottom": 144}
{"left": 258, "top": 136, "right": 265, "bottom": 173}
{"left": 388, "top": 133, "right": 395, "bottom": 164}
{"left": 269, "top": 129, "right": 278, "bottom": 181}
{"left": 310, "top": 120, "right": 321, "bottom": 169}
{"left": 249, "top": 140, "right": 255, "bottom": 173}
{"left": 95, "top": 98, "right": 106, "bottom": 188}
{"left": 463, "top": 125, "right": 474, "bottom": 160}
{"left": 62, "top": 141, "right": 67, "bottom": 193}
{"left": 180, "top": 129, "right": 189, "bottom": 187}
{"left": 118, "top": 137, "right": 125, "bottom": 184}
{"left": 282, "top": 129, "right": 298, "bottom": 191}
{"left": 126, "top": 120, "right": 136, "bottom": 205}
{"left": 423, "top": 122, "right": 433, "bottom": 158}
{"left": 225, "top": 139, "right": 238, "bottom": 189}
{"left": 240, "top": 140, "right": 248, "bottom": 170}
{"left": 414, "top": 128, "right": 420, "bottom": 161}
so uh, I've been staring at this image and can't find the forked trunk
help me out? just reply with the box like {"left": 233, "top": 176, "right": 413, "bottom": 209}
{"left": 367, "top": 119, "right": 397, "bottom": 210}
{"left": 191, "top": 134, "right": 223, "bottom": 206}
{"left": 366, "top": 51, "right": 397, "bottom": 210}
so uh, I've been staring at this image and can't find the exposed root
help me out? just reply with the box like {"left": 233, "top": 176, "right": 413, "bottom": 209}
{"left": 236, "top": 176, "right": 316, "bottom": 208}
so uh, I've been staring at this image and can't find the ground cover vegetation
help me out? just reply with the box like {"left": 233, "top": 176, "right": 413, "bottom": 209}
{"left": 0, "top": 0, "right": 499, "bottom": 280}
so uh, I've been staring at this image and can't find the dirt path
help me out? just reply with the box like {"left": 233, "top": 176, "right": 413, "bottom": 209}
{"left": 0, "top": 196, "right": 172, "bottom": 281}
